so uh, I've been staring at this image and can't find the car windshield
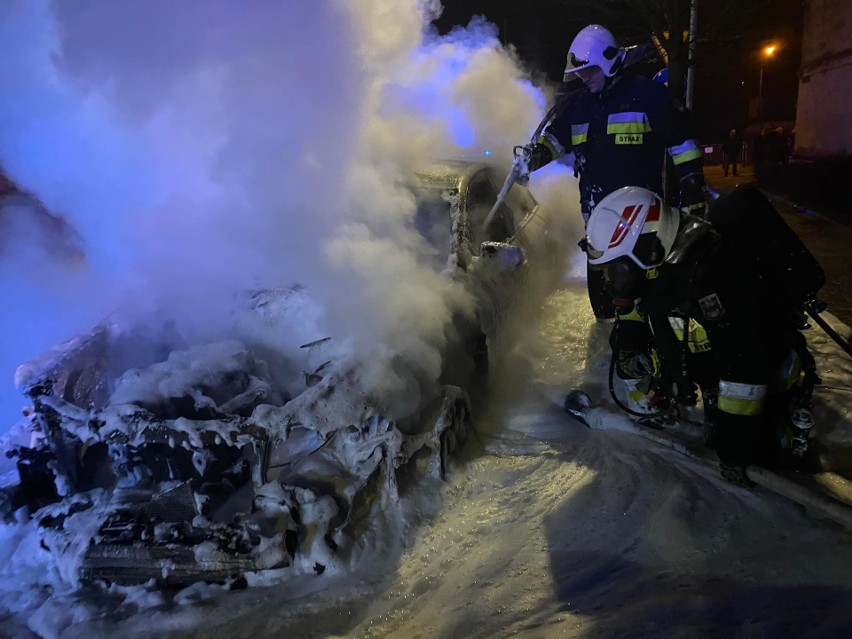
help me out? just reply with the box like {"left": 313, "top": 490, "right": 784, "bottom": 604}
{"left": 414, "top": 189, "right": 453, "bottom": 269}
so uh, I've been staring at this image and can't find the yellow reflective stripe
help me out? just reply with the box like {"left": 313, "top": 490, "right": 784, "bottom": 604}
{"left": 671, "top": 148, "right": 702, "bottom": 165}
{"left": 667, "top": 317, "right": 712, "bottom": 353}
{"left": 650, "top": 349, "right": 661, "bottom": 376}
{"left": 538, "top": 133, "right": 561, "bottom": 157}
{"left": 617, "top": 306, "right": 645, "bottom": 323}
{"left": 718, "top": 380, "right": 767, "bottom": 416}
{"left": 668, "top": 140, "right": 701, "bottom": 165}
{"left": 607, "top": 112, "right": 652, "bottom": 134}
{"left": 571, "top": 123, "right": 589, "bottom": 145}
{"left": 718, "top": 395, "right": 765, "bottom": 416}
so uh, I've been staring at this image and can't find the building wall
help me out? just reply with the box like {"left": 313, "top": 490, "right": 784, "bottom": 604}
{"left": 795, "top": 0, "right": 852, "bottom": 158}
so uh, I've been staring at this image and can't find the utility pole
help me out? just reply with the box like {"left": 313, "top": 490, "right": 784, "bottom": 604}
{"left": 686, "top": 0, "right": 699, "bottom": 110}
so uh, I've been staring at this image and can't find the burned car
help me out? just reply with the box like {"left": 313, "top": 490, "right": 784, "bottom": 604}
{"left": 0, "top": 160, "right": 561, "bottom": 588}
{"left": 413, "top": 160, "right": 562, "bottom": 373}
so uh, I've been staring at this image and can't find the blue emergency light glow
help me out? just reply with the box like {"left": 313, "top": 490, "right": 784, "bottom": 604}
{"left": 484, "top": 150, "right": 492, "bottom": 156}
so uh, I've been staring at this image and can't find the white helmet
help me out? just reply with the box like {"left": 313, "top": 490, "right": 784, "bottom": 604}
{"left": 587, "top": 187, "right": 679, "bottom": 269}
{"left": 564, "top": 25, "right": 626, "bottom": 81}
{"left": 586, "top": 187, "right": 680, "bottom": 301}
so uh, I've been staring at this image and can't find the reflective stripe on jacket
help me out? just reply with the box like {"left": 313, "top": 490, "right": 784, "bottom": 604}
{"left": 542, "top": 74, "right": 703, "bottom": 216}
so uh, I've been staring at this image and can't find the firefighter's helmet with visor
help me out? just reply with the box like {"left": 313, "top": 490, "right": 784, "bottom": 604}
{"left": 585, "top": 187, "right": 680, "bottom": 300}
{"left": 564, "top": 25, "right": 626, "bottom": 81}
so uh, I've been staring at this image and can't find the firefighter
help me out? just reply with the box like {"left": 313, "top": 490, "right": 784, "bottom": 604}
{"left": 522, "top": 25, "right": 707, "bottom": 319}
{"left": 584, "top": 185, "right": 817, "bottom": 486}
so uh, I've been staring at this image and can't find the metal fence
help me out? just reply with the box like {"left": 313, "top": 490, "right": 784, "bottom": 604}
{"left": 700, "top": 142, "right": 752, "bottom": 167}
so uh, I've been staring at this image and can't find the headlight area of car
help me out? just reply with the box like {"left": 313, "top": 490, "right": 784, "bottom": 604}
{"left": 0, "top": 289, "right": 473, "bottom": 589}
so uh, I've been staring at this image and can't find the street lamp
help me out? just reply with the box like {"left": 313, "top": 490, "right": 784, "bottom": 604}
{"left": 758, "top": 44, "right": 777, "bottom": 103}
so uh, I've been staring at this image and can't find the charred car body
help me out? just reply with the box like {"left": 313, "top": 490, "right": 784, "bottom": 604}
{"left": 0, "top": 160, "right": 561, "bottom": 587}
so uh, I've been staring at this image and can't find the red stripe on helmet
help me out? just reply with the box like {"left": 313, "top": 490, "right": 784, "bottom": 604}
{"left": 609, "top": 204, "right": 643, "bottom": 248}
{"left": 645, "top": 202, "right": 660, "bottom": 222}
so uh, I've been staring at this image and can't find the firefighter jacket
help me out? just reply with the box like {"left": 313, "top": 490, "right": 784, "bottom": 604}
{"left": 539, "top": 74, "right": 704, "bottom": 219}
{"left": 611, "top": 225, "right": 797, "bottom": 468}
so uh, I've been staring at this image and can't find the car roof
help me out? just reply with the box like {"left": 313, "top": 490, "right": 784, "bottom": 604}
{"left": 412, "top": 159, "right": 496, "bottom": 192}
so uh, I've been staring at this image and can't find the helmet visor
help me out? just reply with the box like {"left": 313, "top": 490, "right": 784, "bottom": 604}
{"left": 568, "top": 51, "right": 590, "bottom": 69}
{"left": 586, "top": 240, "right": 606, "bottom": 262}
{"left": 564, "top": 52, "right": 596, "bottom": 82}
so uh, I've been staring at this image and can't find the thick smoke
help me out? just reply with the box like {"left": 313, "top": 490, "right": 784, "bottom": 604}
{"left": 325, "top": 2, "right": 550, "bottom": 415}
{"left": 0, "top": 0, "right": 572, "bottom": 426}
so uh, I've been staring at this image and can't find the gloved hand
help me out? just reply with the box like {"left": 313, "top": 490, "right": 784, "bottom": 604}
{"left": 719, "top": 462, "right": 755, "bottom": 488}
{"left": 513, "top": 145, "right": 533, "bottom": 186}
{"left": 519, "top": 142, "right": 555, "bottom": 175}
{"left": 616, "top": 350, "right": 653, "bottom": 380}
{"left": 679, "top": 172, "right": 709, "bottom": 219}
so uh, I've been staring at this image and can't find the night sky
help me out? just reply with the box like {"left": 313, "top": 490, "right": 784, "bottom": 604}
{"left": 434, "top": 0, "right": 805, "bottom": 141}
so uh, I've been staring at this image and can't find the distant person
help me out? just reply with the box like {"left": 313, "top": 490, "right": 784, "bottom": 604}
{"left": 517, "top": 24, "right": 708, "bottom": 319}
{"left": 722, "top": 128, "right": 739, "bottom": 177}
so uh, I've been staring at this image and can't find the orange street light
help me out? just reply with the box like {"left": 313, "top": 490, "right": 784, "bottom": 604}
{"left": 759, "top": 43, "right": 779, "bottom": 104}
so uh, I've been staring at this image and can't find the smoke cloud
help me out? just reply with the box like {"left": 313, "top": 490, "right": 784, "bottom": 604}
{"left": 0, "top": 0, "right": 575, "bottom": 426}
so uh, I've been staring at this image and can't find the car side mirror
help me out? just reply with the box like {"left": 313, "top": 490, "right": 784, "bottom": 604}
{"left": 480, "top": 241, "right": 524, "bottom": 271}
